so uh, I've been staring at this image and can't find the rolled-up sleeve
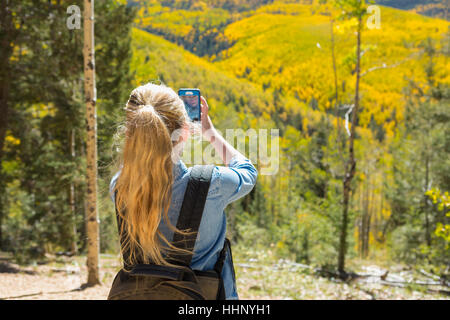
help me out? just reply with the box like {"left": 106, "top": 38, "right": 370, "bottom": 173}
{"left": 219, "top": 154, "right": 258, "bottom": 207}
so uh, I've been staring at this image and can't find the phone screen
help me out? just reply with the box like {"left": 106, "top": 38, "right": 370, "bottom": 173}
{"left": 178, "top": 89, "right": 201, "bottom": 122}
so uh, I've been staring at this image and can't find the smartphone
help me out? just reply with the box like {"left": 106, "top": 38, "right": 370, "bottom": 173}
{"left": 178, "top": 88, "right": 201, "bottom": 122}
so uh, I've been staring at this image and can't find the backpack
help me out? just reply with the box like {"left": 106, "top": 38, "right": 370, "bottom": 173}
{"left": 107, "top": 165, "right": 235, "bottom": 300}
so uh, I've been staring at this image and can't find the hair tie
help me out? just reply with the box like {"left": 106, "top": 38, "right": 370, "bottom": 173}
{"left": 128, "top": 97, "right": 139, "bottom": 106}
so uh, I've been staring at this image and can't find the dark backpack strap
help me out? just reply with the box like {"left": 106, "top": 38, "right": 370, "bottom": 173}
{"left": 214, "top": 238, "right": 230, "bottom": 274}
{"left": 169, "top": 165, "right": 214, "bottom": 266}
{"left": 213, "top": 238, "right": 235, "bottom": 300}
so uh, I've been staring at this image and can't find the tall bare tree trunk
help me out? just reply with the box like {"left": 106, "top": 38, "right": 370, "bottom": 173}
{"left": 338, "top": 15, "right": 362, "bottom": 274}
{"left": 83, "top": 0, "right": 100, "bottom": 286}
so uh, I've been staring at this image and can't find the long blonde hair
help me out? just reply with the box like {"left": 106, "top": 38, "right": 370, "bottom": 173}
{"left": 113, "top": 83, "right": 190, "bottom": 266}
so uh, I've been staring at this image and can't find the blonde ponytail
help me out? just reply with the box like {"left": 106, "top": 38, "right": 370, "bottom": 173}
{"left": 114, "top": 83, "right": 189, "bottom": 266}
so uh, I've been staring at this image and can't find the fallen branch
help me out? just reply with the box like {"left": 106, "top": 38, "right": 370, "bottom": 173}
{"left": 418, "top": 268, "right": 443, "bottom": 283}
{"left": 374, "top": 280, "right": 450, "bottom": 296}
{"left": 378, "top": 279, "right": 441, "bottom": 286}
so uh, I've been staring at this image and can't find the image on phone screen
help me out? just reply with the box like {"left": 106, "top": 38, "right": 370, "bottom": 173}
{"left": 178, "top": 89, "right": 201, "bottom": 122}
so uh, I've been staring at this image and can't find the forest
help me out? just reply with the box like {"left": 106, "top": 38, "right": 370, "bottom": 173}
{"left": 0, "top": 0, "right": 449, "bottom": 300}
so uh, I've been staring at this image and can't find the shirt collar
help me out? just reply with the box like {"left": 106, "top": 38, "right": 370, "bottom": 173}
{"left": 173, "top": 159, "right": 188, "bottom": 181}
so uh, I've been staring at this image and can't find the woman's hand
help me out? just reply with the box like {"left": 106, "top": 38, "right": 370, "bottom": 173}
{"left": 200, "top": 96, "right": 215, "bottom": 141}
{"left": 199, "top": 96, "right": 240, "bottom": 165}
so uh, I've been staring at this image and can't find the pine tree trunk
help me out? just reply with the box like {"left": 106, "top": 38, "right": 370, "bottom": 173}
{"left": 338, "top": 15, "right": 362, "bottom": 275}
{"left": 83, "top": 0, "right": 100, "bottom": 286}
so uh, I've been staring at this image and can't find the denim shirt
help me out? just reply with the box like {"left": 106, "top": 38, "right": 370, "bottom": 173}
{"left": 109, "top": 154, "right": 258, "bottom": 300}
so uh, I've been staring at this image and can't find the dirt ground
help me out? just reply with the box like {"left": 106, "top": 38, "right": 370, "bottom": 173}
{"left": 1, "top": 252, "right": 449, "bottom": 300}
{"left": 0, "top": 254, "right": 117, "bottom": 300}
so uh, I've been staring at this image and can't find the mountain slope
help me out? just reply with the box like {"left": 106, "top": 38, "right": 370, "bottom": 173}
{"left": 212, "top": 3, "right": 449, "bottom": 137}
{"left": 131, "top": 1, "right": 449, "bottom": 140}
{"left": 130, "top": 27, "right": 329, "bottom": 137}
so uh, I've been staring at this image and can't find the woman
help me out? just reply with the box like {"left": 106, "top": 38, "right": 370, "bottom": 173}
{"left": 109, "top": 83, "right": 257, "bottom": 299}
